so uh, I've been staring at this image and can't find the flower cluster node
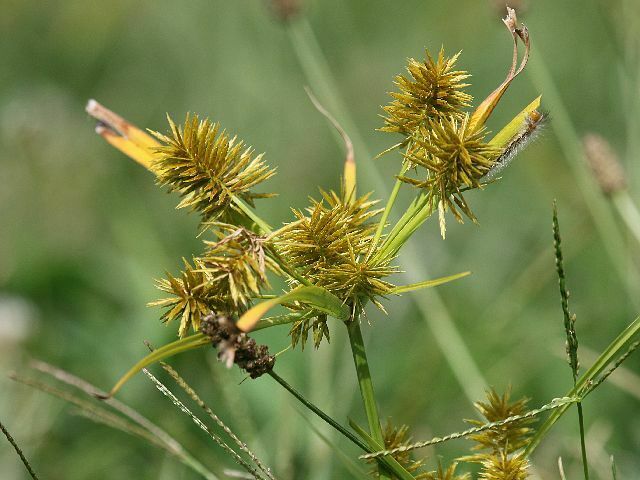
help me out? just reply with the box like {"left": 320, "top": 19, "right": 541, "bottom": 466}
{"left": 201, "top": 313, "right": 275, "bottom": 379}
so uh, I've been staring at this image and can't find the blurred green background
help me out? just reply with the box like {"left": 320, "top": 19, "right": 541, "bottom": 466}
{"left": 1, "top": 0, "right": 639, "bottom": 478}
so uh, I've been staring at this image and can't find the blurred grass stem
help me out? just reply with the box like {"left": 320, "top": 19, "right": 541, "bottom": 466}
{"left": 527, "top": 49, "right": 640, "bottom": 307}
{"left": 0, "top": 420, "right": 39, "bottom": 480}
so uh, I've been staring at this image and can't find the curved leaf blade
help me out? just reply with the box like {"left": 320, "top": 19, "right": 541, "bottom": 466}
{"left": 103, "top": 333, "right": 210, "bottom": 398}
{"left": 390, "top": 271, "right": 471, "bottom": 295}
{"left": 237, "top": 286, "right": 349, "bottom": 332}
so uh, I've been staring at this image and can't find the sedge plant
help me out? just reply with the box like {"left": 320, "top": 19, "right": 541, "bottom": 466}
{"left": 11, "top": 6, "right": 638, "bottom": 480}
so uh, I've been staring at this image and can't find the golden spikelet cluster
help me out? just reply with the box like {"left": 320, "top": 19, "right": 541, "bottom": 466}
{"left": 382, "top": 49, "right": 472, "bottom": 136}
{"left": 149, "top": 259, "right": 228, "bottom": 337}
{"left": 151, "top": 114, "right": 276, "bottom": 223}
{"left": 368, "top": 423, "right": 432, "bottom": 479}
{"left": 461, "top": 388, "right": 533, "bottom": 479}
{"left": 150, "top": 225, "right": 280, "bottom": 337}
{"left": 197, "top": 224, "right": 280, "bottom": 309}
{"left": 277, "top": 190, "right": 396, "bottom": 310}
{"left": 478, "top": 451, "right": 530, "bottom": 480}
{"left": 401, "top": 115, "right": 500, "bottom": 223}
{"left": 424, "top": 463, "right": 469, "bottom": 480}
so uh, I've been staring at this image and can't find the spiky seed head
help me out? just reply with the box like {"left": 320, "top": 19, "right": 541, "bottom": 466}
{"left": 381, "top": 48, "right": 473, "bottom": 137}
{"left": 197, "top": 224, "right": 280, "bottom": 310}
{"left": 276, "top": 190, "right": 396, "bottom": 348}
{"left": 149, "top": 259, "right": 230, "bottom": 338}
{"left": 367, "top": 422, "right": 432, "bottom": 479}
{"left": 424, "top": 462, "right": 470, "bottom": 480}
{"left": 464, "top": 388, "right": 535, "bottom": 458}
{"left": 151, "top": 114, "right": 276, "bottom": 223}
{"left": 277, "top": 190, "right": 396, "bottom": 304}
{"left": 478, "top": 451, "right": 530, "bottom": 480}
{"left": 290, "top": 314, "right": 330, "bottom": 350}
{"left": 401, "top": 115, "right": 500, "bottom": 229}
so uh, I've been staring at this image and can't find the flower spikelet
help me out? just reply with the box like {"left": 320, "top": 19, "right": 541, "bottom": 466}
{"left": 424, "top": 462, "right": 469, "bottom": 480}
{"left": 197, "top": 224, "right": 280, "bottom": 310}
{"left": 149, "top": 259, "right": 228, "bottom": 338}
{"left": 151, "top": 114, "right": 276, "bottom": 222}
{"left": 465, "top": 387, "right": 534, "bottom": 457}
{"left": 478, "top": 451, "right": 530, "bottom": 480}
{"left": 382, "top": 48, "right": 472, "bottom": 136}
{"left": 277, "top": 190, "right": 395, "bottom": 306}
{"left": 368, "top": 422, "right": 432, "bottom": 479}
{"left": 401, "top": 115, "right": 500, "bottom": 228}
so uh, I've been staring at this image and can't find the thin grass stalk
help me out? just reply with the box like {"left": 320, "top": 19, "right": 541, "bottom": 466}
{"left": 267, "top": 370, "right": 368, "bottom": 452}
{"left": 360, "top": 396, "right": 577, "bottom": 459}
{"left": 28, "top": 360, "right": 183, "bottom": 453}
{"left": 367, "top": 159, "right": 411, "bottom": 259}
{"left": 553, "top": 204, "right": 590, "bottom": 479}
{"left": 151, "top": 355, "right": 274, "bottom": 480}
{"left": 0, "top": 420, "right": 39, "bottom": 480}
{"left": 10, "top": 372, "right": 218, "bottom": 480}
{"left": 524, "top": 315, "right": 640, "bottom": 456}
{"left": 294, "top": 408, "right": 371, "bottom": 480}
{"left": 143, "top": 369, "right": 265, "bottom": 480}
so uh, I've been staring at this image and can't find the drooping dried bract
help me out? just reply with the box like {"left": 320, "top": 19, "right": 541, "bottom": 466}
{"left": 401, "top": 115, "right": 500, "bottom": 225}
{"left": 382, "top": 48, "right": 472, "bottom": 137}
{"left": 151, "top": 114, "right": 276, "bottom": 223}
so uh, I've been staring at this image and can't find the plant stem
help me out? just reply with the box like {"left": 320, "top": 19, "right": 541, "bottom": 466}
{"left": 346, "top": 313, "right": 390, "bottom": 480}
{"left": 232, "top": 196, "right": 273, "bottom": 234}
{"left": 0, "top": 420, "right": 39, "bottom": 480}
{"left": 367, "top": 159, "right": 410, "bottom": 258}
{"left": 612, "top": 191, "right": 640, "bottom": 248}
{"left": 267, "top": 371, "right": 369, "bottom": 452}
{"left": 576, "top": 403, "right": 590, "bottom": 480}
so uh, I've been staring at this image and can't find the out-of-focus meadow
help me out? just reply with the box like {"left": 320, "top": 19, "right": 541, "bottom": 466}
{"left": 1, "top": 1, "right": 639, "bottom": 478}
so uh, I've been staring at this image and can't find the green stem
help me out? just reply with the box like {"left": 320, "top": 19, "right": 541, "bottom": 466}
{"left": 267, "top": 371, "right": 369, "bottom": 452}
{"left": 0, "top": 420, "right": 39, "bottom": 480}
{"left": 576, "top": 402, "right": 590, "bottom": 480}
{"left": 346, "top": 313, "right": 389, "bottom": 480}
{"left": 374, "top": 194, "right": 435, "bottom": 262}
{"left": 232, "top": 196, "right": 273, "bottom": 234}
{"left": 367, "top": 159, "right": 410, "bottom": 258}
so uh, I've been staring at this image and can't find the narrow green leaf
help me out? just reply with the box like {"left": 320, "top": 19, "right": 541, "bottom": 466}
{"left": 105, "top": 333, "right": 210, "bottom": 398}
{"left": 390, "top": 271, "right": 471, "bottom": 295}
{"left": 236, "top": 285, "right": 349, "bottom": 332}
